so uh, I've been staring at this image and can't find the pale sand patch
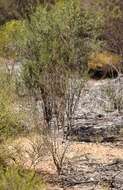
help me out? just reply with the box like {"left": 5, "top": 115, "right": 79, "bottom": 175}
{"left": 68, "top": 142, "right": 123, "bottom": 163}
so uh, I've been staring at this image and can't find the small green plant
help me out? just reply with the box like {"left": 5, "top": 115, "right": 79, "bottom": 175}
{"left": 0, "top": 166, "right": 46, "bottom": 190}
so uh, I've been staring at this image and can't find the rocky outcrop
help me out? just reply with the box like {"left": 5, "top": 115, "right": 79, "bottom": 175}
{"left": 68, "top": 76, "right": 123, "bottom": 142}
{"left": 70, "top": 112, "right": 123, "bottom": 142}
{"left": 61, "top": 157, "right": 123, "bottom": 190}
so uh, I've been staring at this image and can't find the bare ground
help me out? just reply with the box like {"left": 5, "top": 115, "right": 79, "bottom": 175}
{"left": 39, "top": 142, "right": 123, "bottom": 190}
{"left": 12, "top": 137, "right": 123, "bottom": 190}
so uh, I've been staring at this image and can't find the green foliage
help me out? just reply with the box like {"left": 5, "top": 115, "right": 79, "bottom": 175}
{"left": 17, "top": 0, "right": 104, "bottom": 91}
{"left": 0, "top": 71, "right": 22, "bottom": 141}
{"left": 29, "top": 0, "right": 104, "bottom": 65}
{"left": 0, "top": 20, "right": 26, "bottom": 59}
{"left": 0, "top": 167, "right": 45, "bottom": 190}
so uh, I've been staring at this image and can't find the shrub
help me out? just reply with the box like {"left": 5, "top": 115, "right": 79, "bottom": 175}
{"left": 17, "top": 0, "right": 104, "bottom": 73}
{"left": 0, "top": 71, "right": 23, "bottom": 141}
{"left": 0, "top": 167, "right": 45, "bottom": 190}
{"left": 0, "top": 20, "right": 26, "bottom": 59}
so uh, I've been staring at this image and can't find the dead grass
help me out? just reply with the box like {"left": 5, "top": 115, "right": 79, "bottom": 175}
{"left": 88, "top": 51, "right": 122, "bottom": 70}
{"left": 10, "top": 136, "right": 123, "bottom": 172}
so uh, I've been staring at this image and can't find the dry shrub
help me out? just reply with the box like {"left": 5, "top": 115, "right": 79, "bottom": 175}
{"left": 105, "top": 79, "right": 123, "bottom": 112}
{"left": 88, "top": 51, "right": 122, "bottom": 78}
{"left": 39, "top": 68, "right": 84, "bottom": 175}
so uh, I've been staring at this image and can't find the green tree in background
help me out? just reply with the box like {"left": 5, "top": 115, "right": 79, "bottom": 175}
{"left": 19, "top": 0, "right": 104, "bottom": 78}
{"left": 15, "top": 0, "right": 105, "bottom": 130}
